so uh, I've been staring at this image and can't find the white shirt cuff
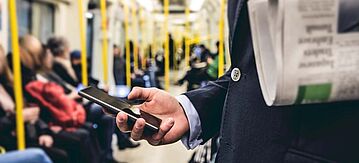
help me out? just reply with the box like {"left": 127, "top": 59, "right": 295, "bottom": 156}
{"left": 176, "top": 95, "right": 203, "bottom": 149}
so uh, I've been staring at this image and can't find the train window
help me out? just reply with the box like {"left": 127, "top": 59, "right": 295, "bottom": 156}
{"left": 16, "top": 0, "right": 31, "bottom": 36}
{"left": 7, "top": 0, "right": 54, "bottom": 51}
{"left": 12, "top": 0, "right": 55, "bottom": 43}
{"left": 31, "top": 1, "right": 55, "bottom": 43}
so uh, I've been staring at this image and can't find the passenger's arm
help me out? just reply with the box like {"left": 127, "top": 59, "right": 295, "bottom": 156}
{"left": 117, "top": 87, "right": 189, "bottom": 146}
{"left": 115, "top": 70, "right": 231, "bottom": 147}
{"left": 176, "top": 95, "right": 203, "bottom": 149}
{"left": 0, "top": 114, "right": 15, "bottom": 133}
{"left": 181, "top": 70, "right": 231, "bottom": 145}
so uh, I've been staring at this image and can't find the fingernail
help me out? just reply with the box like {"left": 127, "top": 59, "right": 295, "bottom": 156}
{"left": 152, "top": 140, "right": 160, "bottom": 145}
{"left": 136, "top": 124, "right": 143, "bottom": 129}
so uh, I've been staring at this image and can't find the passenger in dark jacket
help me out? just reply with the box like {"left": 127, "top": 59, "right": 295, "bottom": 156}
{"left": 116, "top": 1, "right": 359, "bottom": 162}
{"left": 47, "top": 36, "right": 79, "bottom": 87}
{"left": 113, "top": 45, "right": 126, "bottom": 85}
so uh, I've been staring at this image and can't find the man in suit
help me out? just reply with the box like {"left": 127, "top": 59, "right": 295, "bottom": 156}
{"left": 116, "top": 0, "right": 359, "bottom": 162}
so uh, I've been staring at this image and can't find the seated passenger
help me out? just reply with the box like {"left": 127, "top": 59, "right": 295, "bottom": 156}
{"left": 47, "top": 37, "right": 79, "bottom": 87}
{"left": 70, "top": 50, "right": 99, "bottom": 87}
{"left": 0, "top": 148, "right": 52, "bottom": 163}
{"left": 15, "top": 35, "right": 101, "bottom": 163}
{"left": 36, "top": 45, "right": 79, "bottom": 100}
{"left": 0, "top": 43, "right": 69, "bottom": 163}
{"left": 42, "top": 44, "right": 118, "bottom": 163}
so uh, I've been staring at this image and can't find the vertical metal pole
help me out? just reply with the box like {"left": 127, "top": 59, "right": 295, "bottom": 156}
{"left": 100, "top": 0, "right": 109, "bottom": 84}
{"left": 185, "top": 3, "right": 190, "bottom": 68}
{"left": 78, "top": 0, "right": 88, "bottom": 86}
{"left": 124, "top": 1, "right": 132, "bottom": 87}
{"left": 9, "top": 0, "right": 26, "bottom": 150}
{"left": 164, "top": 0, "right": 170, "bottom": 91}
{"left": 218, "top": 0, "right": 226, "bottom": 77}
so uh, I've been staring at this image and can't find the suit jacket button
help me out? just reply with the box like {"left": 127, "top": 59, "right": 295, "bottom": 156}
{"left": 231, "top": 68, "right": 241, "bottom": 82}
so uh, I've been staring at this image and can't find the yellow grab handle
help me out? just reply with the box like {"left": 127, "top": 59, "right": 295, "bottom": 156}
{"left": 78, "top": 0, "right": 89, "bottom": 86}
{"left": 9, "top": 0, "right": 26, "bottom": 150}
{"left": 124, "top": 1, "right": 132, "bottom": 87}
{"left": 0, "top": 146, "right": 6, "bottom": 154}
{"left": 100, "top": 0, "right": 109, "bottom": 84}
{"left": 218, "top": 0, "right": 226, "bottom": 77}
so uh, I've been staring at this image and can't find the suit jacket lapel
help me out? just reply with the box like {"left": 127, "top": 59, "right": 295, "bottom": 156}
{"left": 228, "top": 0, "right": 247, "bottom": 54}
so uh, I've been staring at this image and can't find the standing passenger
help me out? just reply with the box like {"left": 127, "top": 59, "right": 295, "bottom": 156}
{"left": 116, "top": 0, "right": 359, "bottom": 162}
{"left": 113, "top": 45, "right": 126, "bottom": 85}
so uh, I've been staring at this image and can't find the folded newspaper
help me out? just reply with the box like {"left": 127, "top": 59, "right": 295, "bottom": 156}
{"left": 248, "top": 0, "right": 359, "bottom": 106}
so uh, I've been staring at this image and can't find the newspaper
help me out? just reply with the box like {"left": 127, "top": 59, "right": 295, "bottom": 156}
{"left": 248, "top": 0, "right": 359, "bottom": 106}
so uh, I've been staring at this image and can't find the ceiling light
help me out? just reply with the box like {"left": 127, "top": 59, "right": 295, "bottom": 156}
{"left": 85, "top": 12, "right": 94, "bottom": 19}
{"left": 136, "top": 0, "right": 154, "bottom": 11}
{"left": 189, "top": 0, "right": 205, "bottom": 12}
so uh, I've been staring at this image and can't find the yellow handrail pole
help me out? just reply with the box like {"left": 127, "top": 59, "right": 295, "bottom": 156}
{"left": 100, "top": 0, "right": 109, "bottom": 84}
{"left": 9, "top": 0, "right": 26, "bottom": 150}
{"left": 0, "top": 146, "right": 6, "bottom": 154}
{"left": 164, "top": 0, "right": 170, "bottom": 91}
{"left": 218, "top": 0, "right": 226, "bottom": 77}
{"left": 152, "top": 22, "right": 156, "bottom": 61}
{"left": 124, "top": 1, "right": 132, "bottom": 87}
{"left": 78, "top": 0, "right": 88, "bottom": 86}
{"left": 132, "top": 2, "right": 139, "bottom": 71}
{"left": 185, "top": 4, "right": 190, "bottom": 68}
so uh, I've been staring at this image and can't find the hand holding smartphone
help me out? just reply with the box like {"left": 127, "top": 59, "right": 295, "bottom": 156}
{"left": 78, "top": 87, "right": 162, "bottom": 135}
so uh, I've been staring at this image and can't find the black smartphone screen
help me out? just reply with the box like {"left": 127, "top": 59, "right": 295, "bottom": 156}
{"left": 78, "top": 87, "right": 161, "bottom": 135}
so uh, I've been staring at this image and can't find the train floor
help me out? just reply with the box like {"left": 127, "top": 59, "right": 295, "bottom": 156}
{"left": 113, "top": 69, "right": 195, "bottom": 163}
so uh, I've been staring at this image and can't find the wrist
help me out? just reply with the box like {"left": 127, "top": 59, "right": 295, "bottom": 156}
{"left": 177, "top": 101, "right": 190, "bottom": 134}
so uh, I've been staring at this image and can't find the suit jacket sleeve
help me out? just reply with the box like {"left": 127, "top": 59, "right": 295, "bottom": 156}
{"left": 183, "top": 69, "right": 231, "bottom": 142}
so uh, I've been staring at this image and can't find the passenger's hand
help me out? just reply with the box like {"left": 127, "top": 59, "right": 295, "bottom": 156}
{"left": 116, "top": 87, "right": 190, "bottom": 146}
{"left": 67, "top": 91, "right": 81, "bottom": 100}
{"left": 50, "top": 126, "right": 63, "bottom": 133}
{"left": 39, "top": 135, "right": 53, "bottom": 147}
{"left": 23, "top": 107, "right": 40, "bottom": 123}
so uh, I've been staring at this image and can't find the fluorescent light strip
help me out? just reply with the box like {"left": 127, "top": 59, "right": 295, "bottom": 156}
{"left": 189, "top": 0, "right": 205, "bottom": 12}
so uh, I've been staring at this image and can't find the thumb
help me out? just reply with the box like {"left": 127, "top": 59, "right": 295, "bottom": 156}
{"left": 128, "top": 87, "right": 156, "bottom": 101}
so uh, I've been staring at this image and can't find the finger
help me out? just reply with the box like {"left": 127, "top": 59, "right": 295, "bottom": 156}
{"left": 149, "top": 118, "right": 175, "bottom": 145}
{"left": 48, "top": 138, "right": 54, "bottom": 147}
{"left": 39, "top": 139, "right": 44, "bottom": 146}
{"left": 130, "top": 118, "right": 146, "bottom": 141}
{"left": 45, "top": 140, "right": 51, "bottom": 147}
{"left": 128, "top": 87, "right": 155, "bottom": 101}
{"left": 116, "top": 112, "right": 129, "bottom": 132}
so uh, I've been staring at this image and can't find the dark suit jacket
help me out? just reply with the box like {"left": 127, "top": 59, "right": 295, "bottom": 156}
{"left": 184, "top": 0, "right": 359, "bottom": 162}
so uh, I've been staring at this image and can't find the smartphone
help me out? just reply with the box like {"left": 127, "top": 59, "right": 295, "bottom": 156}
{"left": 78, "top": 86, "right": 161, "bottom": 135}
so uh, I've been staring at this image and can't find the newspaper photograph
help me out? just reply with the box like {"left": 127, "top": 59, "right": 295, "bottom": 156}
{"left": 248, "top": 0, "right": 359, "bottom": 106}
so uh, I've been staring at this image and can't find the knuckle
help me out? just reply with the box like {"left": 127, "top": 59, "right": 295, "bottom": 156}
{"left": 116, "top": 122, "right": 128, "bottom": 132}
{"left": 133, "top": 87, "right": 141, "bottom": 92}
{"left": 159, "top": 127, "right": 166, "bottom": 134}
{"left": 131, "top": 132, "right": 140, "bottom": 140}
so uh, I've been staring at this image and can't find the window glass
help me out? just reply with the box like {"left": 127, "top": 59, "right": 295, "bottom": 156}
{"left": 31, "top": 2, "right": 55, "bottom": 43}
{"left": 8, "top": 0, "right": 55, "bottom": 51}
